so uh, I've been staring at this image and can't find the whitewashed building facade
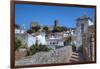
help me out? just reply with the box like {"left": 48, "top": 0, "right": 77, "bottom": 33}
{"left": 15, "top": 24, "right": 47, "bottom": 48}
{"left": 46, "top": 33, "right": 64, "bottom": 49}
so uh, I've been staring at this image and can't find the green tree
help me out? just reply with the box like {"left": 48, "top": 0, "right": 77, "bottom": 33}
{"left": 27, "top": 29, "right": 35, "bottom": 34}
{"left": 43, "top": 26, "right": 48, "bottom": 32}
{"left": 32, "top": 26, "right": 41, "bottom": 32}
{"left": 60, "top": 26, "right": 67, "bottom": 31}
{"left": 52, "top": 26, "right": 60, "bottom": 32}
{"left": 52, "top": 26, "right": 67, "bottom": 32}
{"left": 67, "top": 36, "right": 72, "bottom": 44}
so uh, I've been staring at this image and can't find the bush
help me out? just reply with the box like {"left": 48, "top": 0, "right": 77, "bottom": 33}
{"left": 20, "top": 44, "right": 27, "bottom": 49}
{"left": 15, "top": 37, "right": 22, "bottom": 50}
{"left": 28, "top": 44, "right": 51, "bottom": 55}
{"left": 15, "top": 37, "right": 27, "bottom": 51}
{"left": 64, "top": 39, "right": 72, "bottom": 46}
{"left": 72, "top": 43, "right": 76, "bottom": 52}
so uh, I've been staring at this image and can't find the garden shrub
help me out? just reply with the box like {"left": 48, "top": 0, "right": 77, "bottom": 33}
{"left": 15, "top": 37, "right": 22, "bottom": 50}
{"left": 28, "top": 43, "right": 51, "bottom": 55}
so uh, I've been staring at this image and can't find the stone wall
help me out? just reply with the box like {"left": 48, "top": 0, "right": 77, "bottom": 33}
{"left": 15, "top": 46, "right": 72, "bottom": 66}
{"left": 15, "top": 49, "right": 27, "bottom": 60}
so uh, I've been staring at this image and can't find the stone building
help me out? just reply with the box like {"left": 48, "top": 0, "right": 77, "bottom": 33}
{"left": 76, "top": 15, "right": 95, "bottom": 62}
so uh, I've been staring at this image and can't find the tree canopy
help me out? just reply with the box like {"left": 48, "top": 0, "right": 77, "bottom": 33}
{"left": 43, "top": 26, "right": 49, "bottom": 32}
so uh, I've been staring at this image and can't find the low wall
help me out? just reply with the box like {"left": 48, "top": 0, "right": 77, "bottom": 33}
{"left": 15, "top": 46, "right": 72, "bottom": 66}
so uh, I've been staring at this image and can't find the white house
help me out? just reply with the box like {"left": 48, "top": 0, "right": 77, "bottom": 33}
{"left": 27, "top": 34, "right": 36, "bottom": 48}
{"left": 15, "top": 25, "right": 47, "bottom": 48}
{"left": 46, "top": 33, "right": 64, "bottom": 49}
{"left": 15, "top": 24, "right": 26, "bottom": 34}
{"left": 36, "top": 33, "right": 47, "bottom": 45}
{"left": 15, "top": 29, "right": 26, "bottom": 34}
{"left": 26, "top": 32, "right": 47, "bottom": 48}
{"left": 63, "top": 31, "right": 70, "bottom": 37}
{"left": 63, "top": 28, "right": 76, "bottom": 38}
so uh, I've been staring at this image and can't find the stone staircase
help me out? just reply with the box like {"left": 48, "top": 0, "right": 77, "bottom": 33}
{"left": 69, "top": 52, "right": 80, "bottom": 63}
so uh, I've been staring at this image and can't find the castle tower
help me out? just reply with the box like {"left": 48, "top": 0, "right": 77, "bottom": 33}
{"left": 54, "top": 19, "right": 59, "bottom": 27}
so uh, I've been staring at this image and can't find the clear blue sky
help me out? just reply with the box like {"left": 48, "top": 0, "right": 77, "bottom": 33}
{"left": 15, "top": 4, "right": 95, "bottom": 30}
